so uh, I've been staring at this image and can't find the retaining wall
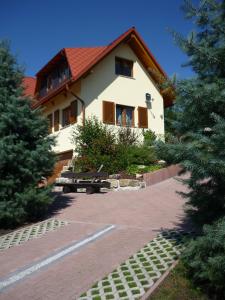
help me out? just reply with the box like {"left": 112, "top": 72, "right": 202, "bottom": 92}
{"left": 143, "top": 165, "right": 182, "bottom": 186}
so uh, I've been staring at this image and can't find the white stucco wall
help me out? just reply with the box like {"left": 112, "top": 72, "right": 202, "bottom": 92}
{"left": 43, "top": 42, "right": 165, "bottom": 154}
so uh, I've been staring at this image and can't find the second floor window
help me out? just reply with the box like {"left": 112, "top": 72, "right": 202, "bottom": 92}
{"left": 115, "top": 57, "right": 133, "bottom": 77}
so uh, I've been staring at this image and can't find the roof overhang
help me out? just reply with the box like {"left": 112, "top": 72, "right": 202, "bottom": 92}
{"left": 32, "top": 27, "right": 175, "bottom": 109}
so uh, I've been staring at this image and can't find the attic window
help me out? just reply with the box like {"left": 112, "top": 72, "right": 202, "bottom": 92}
{"left": 115, "top": 57, "right": 133, "bottom": 77}
{"left": 38, "top": 58, "right": 71, "bottom": 99}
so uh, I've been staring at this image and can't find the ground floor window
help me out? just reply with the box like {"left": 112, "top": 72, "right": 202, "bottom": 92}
{"left": 116, "top": 105, "right": 134, "bottom": 127}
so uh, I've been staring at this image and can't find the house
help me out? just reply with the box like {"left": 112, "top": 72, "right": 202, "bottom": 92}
{"left": 23, "top": 27, "right": 173, "bottom": 173}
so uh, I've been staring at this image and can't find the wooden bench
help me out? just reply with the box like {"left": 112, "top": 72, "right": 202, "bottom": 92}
{"left": 55, "top": 171, "right": 110, "bottom": 194}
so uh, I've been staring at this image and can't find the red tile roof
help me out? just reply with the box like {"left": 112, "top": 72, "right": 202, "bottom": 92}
{"left": 65, "top": 47, "right": 107, "bottom": 79}
{"left": 22, "top": 77, "right": 36, "bottom": 97}
{"left": 24, "top": 27, "right": 173, "bottom": 108}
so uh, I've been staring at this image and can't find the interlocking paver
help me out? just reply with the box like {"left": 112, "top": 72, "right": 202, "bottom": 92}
{"left": 78, "top": 230, "right": 187, "bottom": 300}
{"left": 0, "top": 218, "right": 69, "bottom": 250}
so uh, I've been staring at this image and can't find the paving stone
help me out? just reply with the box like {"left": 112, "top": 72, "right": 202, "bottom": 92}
{"left": 77, "top": 230, "right": 187, "bottom": 300}
{"left": 0, "top": 219, "right": 69, "bottom": 251}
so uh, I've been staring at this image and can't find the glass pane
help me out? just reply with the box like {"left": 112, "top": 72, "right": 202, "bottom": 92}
{"left": 116, "top": 106, "right": 123, "bottom": 125}
{"left": 126, "top": 107, "right": 133, "bottom": 127}
{"left": 123, "top": 61, "right": 132, "bottom": 77}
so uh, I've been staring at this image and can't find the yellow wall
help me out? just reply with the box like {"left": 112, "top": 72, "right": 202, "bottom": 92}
{"left": 43, "top": 42, "right": 164, "bottom": 154}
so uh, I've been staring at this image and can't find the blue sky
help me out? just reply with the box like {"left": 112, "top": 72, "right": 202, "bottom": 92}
{"left": 0, "top": 0, "right": 198, "bottom": 79}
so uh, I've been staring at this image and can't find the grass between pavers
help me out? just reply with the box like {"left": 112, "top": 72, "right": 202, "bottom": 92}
{"left": 78, "top": 230, "right": 189, "bottom": 300}
{"left": 150, "top": 262, "right": 209, "bottom": 300}
{"left": 0, "top": 219, "right": 69, "bottom": 251}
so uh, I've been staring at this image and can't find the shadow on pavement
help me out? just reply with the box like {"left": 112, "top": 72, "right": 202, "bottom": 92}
{"left": 45, "top": 192, "right": 76, "bottom": 219}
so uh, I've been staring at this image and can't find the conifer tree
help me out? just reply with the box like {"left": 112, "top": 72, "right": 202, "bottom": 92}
{"left": 0, "top": 41, "right": 55, "bottom": 227}
{"left": 157, "top": 0, "right": 225, "bottom": 226}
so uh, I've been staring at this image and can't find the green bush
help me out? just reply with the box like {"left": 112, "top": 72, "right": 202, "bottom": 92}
{"left": 73, "top": 117, "right": 159, "bottom": 174}
{"left": 182, "top": 218, "right": 225, "bottom": 299}
{"left": 117, "top": 127, "right": 139, "bottom": 146}
{"left": 127, "top": 145, "right": 158, "bottom": 166}
{"left": 72, "top": 117, "right": 129, "bottom": 173}
{"left": 143, "top": 129, "right": 157, "bottom": 146}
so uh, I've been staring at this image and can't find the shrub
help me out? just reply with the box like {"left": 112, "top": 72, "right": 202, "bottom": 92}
{"left": 72, "top": 117, "right": 129, "bottom": 173}
{"left": 143, "top": 129, "right": 157, "bottom": 146}
{"left": 127, "top": 145, "right": 158, "bottom": 166}
{"left": 182, "top": 218, "right": 225, "bottom": 299}
{"left": 117, "top": 127, "right": 139, "bottom": 146}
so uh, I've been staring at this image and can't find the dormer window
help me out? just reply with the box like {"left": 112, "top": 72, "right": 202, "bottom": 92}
{"left": 37, "top": 58, "right": 71, "bottom": 99}
{"left": 115, "top": 57, "right": 133, "bottom": 77}
{"left": 47, "top": 76, "right": 53, "bottom": 91}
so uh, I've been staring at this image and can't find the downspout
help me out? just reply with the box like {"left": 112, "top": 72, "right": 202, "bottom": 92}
{"left": 65, "top": 84, "right": 85, "bottom": 126}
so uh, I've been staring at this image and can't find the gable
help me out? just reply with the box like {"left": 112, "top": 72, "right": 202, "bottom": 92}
{"left": 26, "top": 27, "right": 174, "bottom": 108}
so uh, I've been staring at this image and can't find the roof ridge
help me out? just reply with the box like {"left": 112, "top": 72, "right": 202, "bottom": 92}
{"left": 65, "top": 46, "right": 107, "bottom": 49}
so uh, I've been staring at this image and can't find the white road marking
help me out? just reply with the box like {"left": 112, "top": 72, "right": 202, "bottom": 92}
{"left": 0, "top": 224, "right": 116, "bottom": 291}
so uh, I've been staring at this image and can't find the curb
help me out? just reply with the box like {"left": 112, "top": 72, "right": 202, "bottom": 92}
{"left": 140, "top": 260, "right": 179, "bottom": 300}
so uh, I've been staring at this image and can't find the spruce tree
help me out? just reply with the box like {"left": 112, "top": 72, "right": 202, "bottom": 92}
{"left": 157, "top": 0, "right": 225, "bottom": 226}
{"left": 0, "top": 41, "right": 55, "bottom": 227}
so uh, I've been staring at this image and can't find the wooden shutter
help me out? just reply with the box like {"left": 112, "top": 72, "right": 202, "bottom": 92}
{"left": 54, "top": 110, "right": 59, "bottom": 132}
{"left": 103, "top": 101, "right": 115, "bottom": 124}
{"left": 70, "top": 100, "right": 77, "bottom": 124}
{"left": 138, "top": 106, "right": 148, "bottom": 128}
{"left": 47, "top": 114, "right": 53, "bottom": 133}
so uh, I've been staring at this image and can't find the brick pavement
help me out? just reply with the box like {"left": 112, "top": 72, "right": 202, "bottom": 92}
{"left": 0, "top": 177, "right": 188, "bottom": 300}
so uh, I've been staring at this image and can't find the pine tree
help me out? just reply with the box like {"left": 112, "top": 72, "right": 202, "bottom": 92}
{"left": 0, "top": 41, "right": 55, "bottom": 227}
{"left": 157, "top": 0, "right": 225, "bottom": 226}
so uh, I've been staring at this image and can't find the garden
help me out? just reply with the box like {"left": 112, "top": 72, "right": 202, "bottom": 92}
{"left": 71, "top": 117, "right": 163, "bottom": 178}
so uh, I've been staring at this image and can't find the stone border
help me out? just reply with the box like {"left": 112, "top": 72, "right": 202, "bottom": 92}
{"left": 0, "top": 219, "right": 69, "bottom": 251}
{"left": 143, "top": 165, "right": 182, "bottom": 186}
{"left": 78, "top": 230, "right": 188, "bottom": 300}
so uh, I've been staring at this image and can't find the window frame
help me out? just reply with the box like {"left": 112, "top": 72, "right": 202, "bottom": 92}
{"left": 116, "top": 104, "right": 135, "bottom": 127}
{"left": 115, "top": 57, "right": 134, "bottom": 78}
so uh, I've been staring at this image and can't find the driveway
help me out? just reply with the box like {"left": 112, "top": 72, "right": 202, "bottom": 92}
{"left": 0, "top": 177, "right": 188, "bottom": 300}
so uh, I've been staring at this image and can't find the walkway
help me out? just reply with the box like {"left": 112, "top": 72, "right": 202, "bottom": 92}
{"left": 0, "top": 177, "right": 188, "bottom": 300}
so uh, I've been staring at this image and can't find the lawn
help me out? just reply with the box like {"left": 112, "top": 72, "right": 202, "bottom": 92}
{"left": 149, "top": 262, "right": 209, "bottom": 300}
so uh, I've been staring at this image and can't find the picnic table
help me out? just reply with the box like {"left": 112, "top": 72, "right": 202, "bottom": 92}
{"left": 55, "top": 170, "right": 110, "bottom": 194}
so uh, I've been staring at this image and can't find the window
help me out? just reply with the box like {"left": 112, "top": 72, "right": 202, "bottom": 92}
{"left": 62, "top": 100, "right": 78, "bottom": 127}
{"left": 115, "top": 57, "right": 133, "bottom": 77}
{"left": 138, "top": 106, "right": 148, "bottom": 128}
{"left": 62, "top": 106, "right": 71, "bottom": 127}
{"left": 116, "top": 105, "right": 134, "bottom": 127}
{"left": 47, "top": 114, "right": 53, "bottom": 133}
{"left": 38, "top": 58, "right": 71, "bottom": 99}
{"left": 103, "top": 101, "right": 115, "bottom": 124}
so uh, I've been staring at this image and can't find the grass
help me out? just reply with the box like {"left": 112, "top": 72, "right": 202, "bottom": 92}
{"left": 149, "top": 262, "right": 209, "bottom": 300}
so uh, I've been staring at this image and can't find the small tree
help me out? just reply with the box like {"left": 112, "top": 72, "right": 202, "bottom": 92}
{"left": 157, "top": 0, "right": 225, "bottom": 227}
{"left": 0, "top": 41, "right": 55, "bottom": 227}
